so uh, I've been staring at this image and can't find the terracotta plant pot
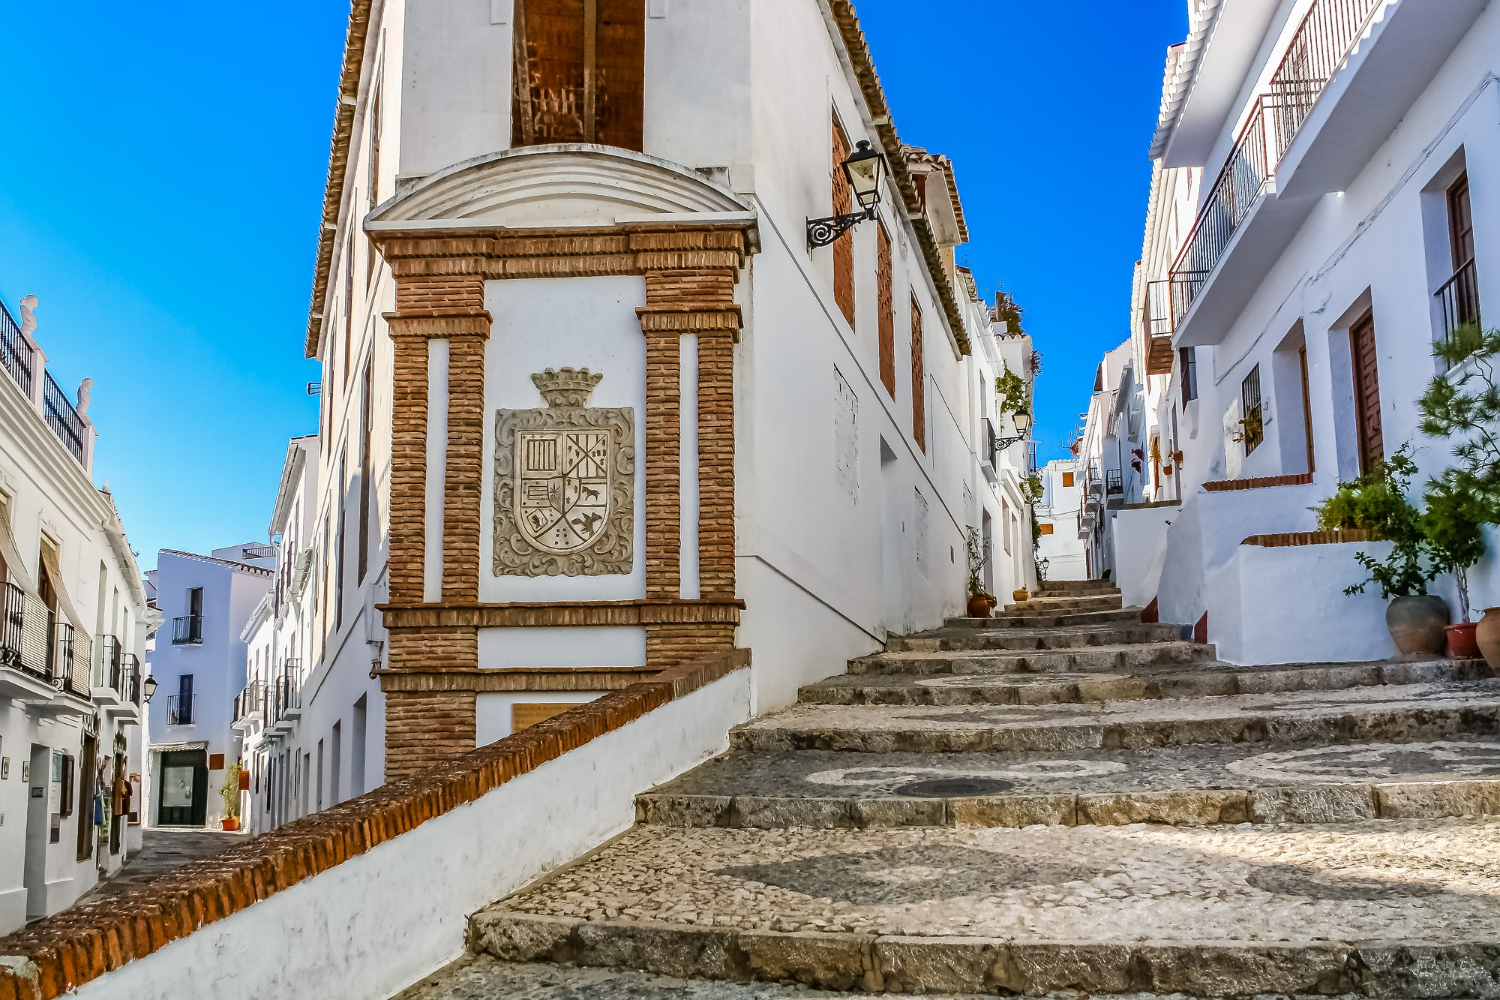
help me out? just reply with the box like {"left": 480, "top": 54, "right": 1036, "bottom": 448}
{"left": 966, "top": 593, "right": 996, "bottom": 619}
{"left": 1013, "top": 588, "right": 1030, "bottom": 604}
{"left": 1477, "top": 608, "right": 1500, "bottom": 671}
{"left": 1385, "top": 594, "right": 1450, "bottom": 656}
{"left": 1446, "top": 622, "right": 1481, "bottom": 659}
{"left": 221, "top": 817, "right": 239, "bottom": 832}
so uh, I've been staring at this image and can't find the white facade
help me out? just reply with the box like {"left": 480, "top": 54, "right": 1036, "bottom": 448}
{"left": 1111, "top": 0, "right": 1500, "bottom": 660}
{"left": 1036, "top": 458, "right": 1089, "bottom": 582}
{"left": 144, "top": 545, "right": 273, "bottom": 829}
{"left": 276, "top": 0, "right": 1036, "bottom": 807}
{"left": 0, "top": 294, "right": 153, "bottom": 934}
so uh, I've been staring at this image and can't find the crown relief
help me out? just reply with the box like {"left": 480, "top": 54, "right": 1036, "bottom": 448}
{"left": 532, "top": 367, "right": 604, "bottom": 408}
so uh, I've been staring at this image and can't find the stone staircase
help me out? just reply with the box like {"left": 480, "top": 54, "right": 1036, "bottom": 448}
{"left": 398, "top": 582, "right": 1500, "bottom": 999}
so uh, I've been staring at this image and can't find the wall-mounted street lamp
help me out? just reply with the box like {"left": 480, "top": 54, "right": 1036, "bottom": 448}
{"left": 807, "top": 140, "right": 887, "bottom": 249}
{"left": 142, "top": 674, "right": 159, "bottom": 703}
{"left": 993, "top": 410, "right": 1032, "bottom": 456}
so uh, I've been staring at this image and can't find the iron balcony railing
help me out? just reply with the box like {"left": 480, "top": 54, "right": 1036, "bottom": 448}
{"left": 1436, "top": 257, "right": 1481, "bottom": 346}
{"left": 171, "top": 614, "right": 203, "bottom": 645}
{"left": 42, "top": 371, "right": 86, "bottom": 464}
{"left": 166, "top": 693, "right": 196, "bottom": 726}
{"left": 268, "top": 659, "right": 302, "bottom": 727}
{"left": 0, "top": 299, "right": 33, "bottom": 399}
{"left": 121, "top": 653, "right": 142, "bottom": 704}
{"left": 98, "top": 633, "right": 122, "bottom": 690}
{"left": 1169, "top": 0, "right": 1386, "bottom": 323}
{"left": 234, "top": 680, "right": 266, "bottom": 724}
{"left": 2, "top": 582, "right": 92, "bottom": 694}
{"left": 983, "top": 418, "right": 999, "bottom": 466}
{"left": 1106, "top": 470, "right": 1124, "bottom": 496}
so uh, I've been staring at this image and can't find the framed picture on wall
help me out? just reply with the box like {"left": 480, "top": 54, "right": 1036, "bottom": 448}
{"left": 21, "top": 761, "right": 29, "bottom": 783}
{"left": 1, "top": 758, "right": 9, "bottom": 779}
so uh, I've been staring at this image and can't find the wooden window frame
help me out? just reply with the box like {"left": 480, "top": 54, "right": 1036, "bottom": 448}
{"left": 511, "top": 0, "right": 645, "bottom": 151}
{"left": 832, "top": 119, "right": 856, "bottom": 329}
{"left": 1349, "top": 311, "right": 1384, "bottom": 473}
{"left": 910, "top": 293, "right": 926, "bottom": 451}
{"left": 876, "top": 221, "right": 895, "bottom": 396}
{"left": 1447, "top": 173, "right": 1474, "bottom": 270}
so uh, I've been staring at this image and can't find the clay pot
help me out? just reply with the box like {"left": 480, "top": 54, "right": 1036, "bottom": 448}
{"left": 1385, "top": 595, "right": 1450, "bottom": 656}
{"left": 1477, "top": 608, "right": 1500, "bottom": 671}
{"left": 966, "top": 593, "right": 996, "bottom": 619}
{"left": 221, "top": 817, "right": 240, "bottom": 832}
{"left": 1446, "top": 622, "right": 1481, "bottom": 659}
{"left": 1013, "top": 588, "right": 1030, "bottom": 604}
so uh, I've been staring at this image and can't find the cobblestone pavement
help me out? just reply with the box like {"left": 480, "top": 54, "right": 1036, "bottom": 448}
{"left": 406, "top": 582, "right": 1500, "bottom": 997}
{"left": 71, "top": 828, "right": 245, "bottom": 907}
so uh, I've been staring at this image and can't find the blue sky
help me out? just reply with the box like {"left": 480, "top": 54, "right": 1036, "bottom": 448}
{"left": 0, "top": 1, "right": 1185, "bottom": 568}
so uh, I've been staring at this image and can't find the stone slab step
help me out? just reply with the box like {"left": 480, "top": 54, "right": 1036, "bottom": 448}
{"left": 849, "top": 642, "right": 1219, "bottom": 676}
{"left": 730, "top": 681, "right": 1500, "bottom": 753}
{"left": 888, "top": 622, "right": 1185, "bottom": 653}
{"left": 802, "top": 657, "right": 1492, "bottom": 707}
{"left": 393, "top": 956, "right": 909, "bottom": 999}
{"left": 946, "top": 608, "right": 1144, "bottom": 630}
{"left": 472, "top": 821, "right": 1500, "bottom": 997}
{"left": 1035, "top": 579, "right": 1119, "bottom": 594}
{"left": 635, "top": 738, "right": 1500, "bottom": 829}
{"left": 948, "top": 595, "right": 1125, "bottom": 622}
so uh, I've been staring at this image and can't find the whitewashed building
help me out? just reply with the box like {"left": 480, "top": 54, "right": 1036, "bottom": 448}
{"left": 0, "top": 293, "right": 152, "bottom": 933}
{"left": 284, "top": 0, "right": 1030, "bottom": 786}
{"left": 1112, "top": 0, "right": 1498, "bottom": 660}
{"left": 144, "top": 545, "right": 274, "bottom": 829}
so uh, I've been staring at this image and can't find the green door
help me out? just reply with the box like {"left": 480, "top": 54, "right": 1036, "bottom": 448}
{"left": 157, "top": 749, "right": 207, "bottom": 826}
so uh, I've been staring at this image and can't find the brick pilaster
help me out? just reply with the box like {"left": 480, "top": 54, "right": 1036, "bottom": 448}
{"left": 443, "top": 333, "right": 487, "bottom": 601}
{"left": 697, "top": 328, "right": 736, "bottom": 598}
{"left": 642, "top": 329, "right": 681, "bottom": 599}
{"left": 387, "top": 334, "right": 429, "bottom": 604}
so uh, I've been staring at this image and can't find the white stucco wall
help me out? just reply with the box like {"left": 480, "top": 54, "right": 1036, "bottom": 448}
{"left": 70, "top": 668, "right": 751, "bottom": 1000}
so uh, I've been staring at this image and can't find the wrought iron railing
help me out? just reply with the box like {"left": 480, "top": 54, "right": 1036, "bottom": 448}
{"left": 172, "top": 614, "right": 203, "bottom": 645}
{"left": 268, "top": 659, "right": 302, "bottom": 726}
{"left": 121, "top": 653, "right": 142, "bottom": 704}
{"left": 1106, "top": 470, "right": 1123, "bottom": 495}
{"left": 0, "top": 299, "right": 32, "bottom": 399}
{"left": 1436, "top": 257, "right": 1481, "bottom": 346}
{"left": 166, "top": 693, "right": 196, "bottom": 726}
{"left": 234, "top": 680, "right": 266, "bottom": 724}
{"left": 1169, "top": 0, "right": 1386, "bottom": 322}
{"left": 1, "top": 582, "right": 83, "bottom": 690}
{"left": 42, "top": 371, "right": 86, "bottom": 464}
{"left": 97, "top": 633, "right": 122, "bottom": 690}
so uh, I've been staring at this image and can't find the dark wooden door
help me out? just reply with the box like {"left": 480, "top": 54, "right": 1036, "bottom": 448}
{"left": 1350, "top": 313, "right": 1383, "bottom": 472}
{"left": 1298, "top": 345, "right": 1315, "bottom": 473}
{"left": 157, "top": 749, "right": 207, "bottom": 827}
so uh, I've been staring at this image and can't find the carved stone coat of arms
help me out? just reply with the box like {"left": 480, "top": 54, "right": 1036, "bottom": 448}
{"left": 494, "top": 368, "right": 634, "bottom": 576}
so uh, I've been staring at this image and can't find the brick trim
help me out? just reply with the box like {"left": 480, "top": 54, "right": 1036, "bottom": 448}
{"left": 379, "top": 666, "right": 658, "bottom": 693}
{"left": 379, "top": 599, "right": 745, "bottom": 629}
{"left": 642, "top": 326, "right": 681, "bottom": 600}
{"left": 0, "top": 651, "right": 751, "bottom": 1000}
{"left": 1201, "top": 473, "right": 1314, "bottom": 492}
{"left": 387, "top": 335, "right": 430, "bottom": 603}
{"left": 1242, "top": 529, "right": 1378, "bottom": 547}
{"left": 442, "top": 332, "right": 487, "bottom": 600}
{"left": 697, "top": 329, "right": 736, "bottom": 598}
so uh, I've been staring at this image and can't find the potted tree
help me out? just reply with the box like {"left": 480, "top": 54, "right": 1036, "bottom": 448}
{"left": 1420, "top": 323, "right": 1500, "bottom": 667}
{"left": 220, "top": 761, "right": 242, "bottom": 832}
{"left": 1423, "top": 473, "right": 1486, "bottom": 658}
{"left": 963, "top": 527, "right": 996, "bottom": 619}
{"left": 1315, "top": 446, "right": 1448, "bottom": 654}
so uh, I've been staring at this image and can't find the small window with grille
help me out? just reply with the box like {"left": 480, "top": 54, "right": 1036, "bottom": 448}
{"left": 1241, "top": 365, "right": 1264, "bottom": 454}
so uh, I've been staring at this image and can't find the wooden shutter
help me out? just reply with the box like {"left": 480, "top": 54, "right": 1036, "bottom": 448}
{"left": 512, "top": 0, "right": 644, "bottom": 151}
{"left": 1349, "top": 313, "right": 1383, "bottom": 472}
{"left": 832, "top": 123, "right": 855, "bottom": 328}
{"left": 1298, "top": 344, "right": 1315, "bottom": 473}
{"left": 1448, "top": 174, "right": 1474, "bottom": 268}
{"left": 1062, "top": 472, "right": 1074, "bottom": 488}
{"left": 877, "top": 223, "right": 895, "bottom": 396}
{"left": 910, "top": 294, "right": 926, "bottom": 451}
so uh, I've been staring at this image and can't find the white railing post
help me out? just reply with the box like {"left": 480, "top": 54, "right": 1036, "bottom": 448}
{"left": 18, "top": 294, "right": 46, "bottom": 415}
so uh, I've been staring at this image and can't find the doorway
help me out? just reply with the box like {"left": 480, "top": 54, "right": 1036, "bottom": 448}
{"left": 156, "top": 749, "right": 208, "bottom": 827}
{"left": 879, "top": 437, "right": 905, "bottom": 636}
{"left": 24, "top": 744, "right": 51, "bottom": 918}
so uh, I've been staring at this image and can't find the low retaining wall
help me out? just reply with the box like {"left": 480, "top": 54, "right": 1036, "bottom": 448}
{"left": 0, "top": 652, "right": 752, "bottom": 1000}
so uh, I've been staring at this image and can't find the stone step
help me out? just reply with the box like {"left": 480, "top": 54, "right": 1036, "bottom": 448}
{"left": 1035, "top": 579, "right": 1118, "bottom": 594}
{"left": 730, "top": 681, "right": 1500, "bottom": 753}
{"left": 949, "top": 594, "right": 1126, "bottom": 622}
{"left": 802, "top": 657, "right": 1491, "bottom": 707}
{"left": 946, "top": 607, "right": 1144, "bottom": 630}
{"left": 848, "top": 641, "right": 1219, "bottom": 676}
{"left": 636, "top": 738, "right": 1500, "bottom": 829}
{"left": 393, "top": 956, "right": 902, "bottom": 1000}
{"left": 472, "top": 820, "right": 1500, "bottom": 997}
{"left": 887, "top": 622, "right": 1185, "bottom": 653}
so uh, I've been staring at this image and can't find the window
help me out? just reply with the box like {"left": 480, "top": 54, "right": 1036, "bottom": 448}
{"left": 832, "top": 121, "right": 856, "bottom": 328}
{"left": 910, "top": 294, "right": 926, "bottom": 450}
{"left": 351, "top": 695, "right": 368, "bottom": 798}
{"left": 1448, "top": 173, "right": 1474, "bottom": 269}
{"left": 357, "top": 361, "right": 373, "bottom": 583}
{"left": 334, "top": 452, "right": 347, "bottom": 632}
{"left": 876, "top": 222, "right": 895, "bottom": 396}
{"left": 1062, "top": 471, "right": 1074, "bottom": 489}
{"left": 342, "top": 235, "right": 355, "bottom": 383}
{"left": 511, "top": 0, "right": 645, "bottom": 150}
{"left": 1001, "top": 498, "right": 1011, "bottom": 555}
{"left": 1179, "top": 347, "right": 1198, "bottom": 404}
{"left": 366, "top": 78, "right": 383, "bottom": 283}
{"left": 171, "top": 674, "right": 194, "bottom": 726}
{"left": 1241, "top": 366, "right": 1264, "bottom": 454}
{"left": 1039, "top": 523, "right": 1055, "bottom": 536}
{"left": 1438, "top": 173, "right": 1480, "bottom": 341}
{"left": 1350, "top": 312, "right": 1384, "bottom": 473}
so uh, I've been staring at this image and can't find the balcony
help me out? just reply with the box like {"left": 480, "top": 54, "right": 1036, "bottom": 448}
{"left": 1142, "top": 281, "right": 1177, "bottom": 376}
{"left": 121, "top": 654, "right": 143, "bottom": 706}
{"left": 1169, "top": 0, "right": 1389, "bottom": 345}
{"left": 166, "top": 693, "right": 196, "bottom": 726}
{"left": 232, "top": 680, "right": 266, "bottom": 731}
{"left": 0, "top": 582, "right": 92, "bottom": 706}
{"left": 171, "top": 614, "right": 203, "bottom": 645}
{"left": 1436, "top": 258, "right": 1481, "bottom": 346}
{"left": 1, "top": 297, "right": 94, "bottom": 470}
{"left": 980, "top": 418, "right": 1000, "bottom": 481}
{"left": 266, "top": 660, "right": 303, "bottom": 737}
{"left": 1106, "top": 470, "right": 1124, "bottom": 497}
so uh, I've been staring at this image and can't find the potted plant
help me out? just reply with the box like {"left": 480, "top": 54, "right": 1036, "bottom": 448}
{"left": 1420, "top": 323, "right": 1500, "bottom": 667}
{"left": 1315, "top": 446, "right": 1448, "bottom": 655}
{"left": 1423, "top": 472, "right": 1486, "bottom": 658}
{"left": 220, "top": 761, "right": 242, "bottom": 832}
{"left": 963, "top": 527, "right": 996, "bottom": 618}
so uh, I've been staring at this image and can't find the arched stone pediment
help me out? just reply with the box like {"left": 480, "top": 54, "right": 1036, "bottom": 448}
{"left": 366, "top": 144, "right": 752, "bottom": 232}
